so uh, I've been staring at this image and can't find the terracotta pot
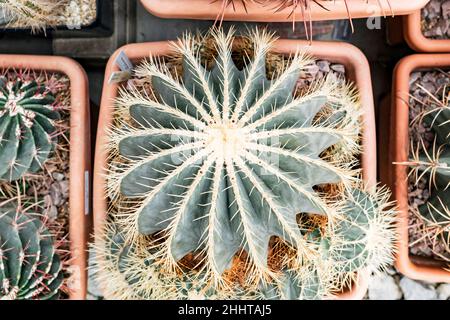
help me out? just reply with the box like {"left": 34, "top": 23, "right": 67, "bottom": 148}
{"left": 0, "top": 55, "right": 91, "bottom": 299}
{"left": 404, "top": 10, "right": 450, "bottom": 53}
{"left": 140, "top": 0, "right": 429, "bottom": 22}
{"left": 94, "top": 39, "right": 376, "bottom": 300}
{"left": 379, "top": 54, "right": 450, "bottom": 283}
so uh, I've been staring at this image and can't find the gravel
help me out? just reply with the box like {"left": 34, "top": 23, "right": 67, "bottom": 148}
{"left": 399, "top": 278, "right": 438, "bottom": 300}
{"left": 368, "top": 273, "right": 402, "bottom": 300}
{"left": 422, "top": 0, "right": 450, "bottom": 39}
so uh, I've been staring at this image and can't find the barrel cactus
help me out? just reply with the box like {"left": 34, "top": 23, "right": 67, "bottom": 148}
{"left": 0, "top": 74, "right": 60, "bottom": 181}
{"left": 99, "top": 28, "right": 397, "bottom": 299}
{"left": 408, "top": 92, "right": 450, "bottom": 259}
{"left": 0, "top": 204, "right": 64, "bottom": 300}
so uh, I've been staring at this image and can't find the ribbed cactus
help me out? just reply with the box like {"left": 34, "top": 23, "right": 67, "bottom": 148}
{"left": 0, "top": 204, "right": 64, "bottom": 300}
{"left": 94, "top": 187, "right": 396, "bottom": 300}
{"left": 0, "top": 0, "right": 65, "bottom": 30}
{"left": 109, "top": 28, "right": 360, "bottom": 282}
{"left": 0, "top": 74, "right": 60, "bottom": 181}
{"left": 98, "top": 28, "right": 396, "bottom": 299}
{"left": 92, "top": 219, "right": 255, "bottom": 300}
{"left": 408, "top": 92, "right": 450, "bottom": 259}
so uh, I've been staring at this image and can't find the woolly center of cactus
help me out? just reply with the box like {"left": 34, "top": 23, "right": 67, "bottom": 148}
{"left": 4, "top": 91, "right": 24, "bottom": 115}
{"left": 205, "top": 124, "right": 247, "bottom": 160}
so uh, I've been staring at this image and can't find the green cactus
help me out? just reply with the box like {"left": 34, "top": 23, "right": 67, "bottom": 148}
{"left": 92, "top": 219, "right": 255, "bottom": 300}
{"left": 0, "top": 74, "right": 60, "bottom": 181}
{"left": 97, "top": 28, "right": 397, "bottom": 299}
{"left": 408, "top": 92, "right": 450, "bottom": 258}
{"left": 329, "top": 188, "right": 397, "bottom": 274}
{"left": 259, "top": 186, "right": 396, "bottom": 300}
{"left": 108, "top": 28, "right": 363, "bottom": 284}
{"left": 0, "top": 204, "right": 64, "bottom": 300}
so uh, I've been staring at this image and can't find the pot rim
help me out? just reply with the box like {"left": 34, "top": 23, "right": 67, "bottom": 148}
{"left": 0, "top": 54, "right": 91, "bottom": 299}
{"left": 391, "top": 53, "right": 450, "bottom": 283}
{"left": 404, "top": 10, "right": 450, "bottom": 53}
{"left": 94, "top": 39, "right": 376, "bottom": 300}
{"left": 140, "top": 0, "right": 429, "bottom": 22}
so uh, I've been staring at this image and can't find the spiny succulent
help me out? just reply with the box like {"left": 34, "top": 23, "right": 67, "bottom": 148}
{"left": 107, "top": 27, "right": 365, "bottom": 284}
{"left": 0, "top": 202, "right": 64, "bottom": 300}
{"left": 0, "top": 73, "right": 60, "bottom": 182}
{"left": 406, "top": 85, "right": 450, "bottom": 261}
{"left": 0, "top": 0, "right": 66, "bottom": 31}
{"left": 96, "top": 28, "right": 397, "bottom": 300}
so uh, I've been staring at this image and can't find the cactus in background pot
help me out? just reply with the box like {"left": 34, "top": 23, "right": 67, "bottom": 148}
{"left": 96, "top": 28, "right": 397, "bottom": 299}
{"left": 0, "top": 203, "right": 64, "bottom": 300}
{"left": 0, "top": 73, "right": 60, "bottom": 181}
{"left": 0, "top": 0, "right": 65, "bottom": 30}
{"left": 211, "top": 1, "right": 394, "bottom": 36}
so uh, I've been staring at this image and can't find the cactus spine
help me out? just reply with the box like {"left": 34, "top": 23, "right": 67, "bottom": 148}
{"left": 96, "top": 28, "right": 397, "bottom": 300}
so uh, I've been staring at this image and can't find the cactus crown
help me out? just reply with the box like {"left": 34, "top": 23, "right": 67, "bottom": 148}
{"left": 0, "top": 72, "right": 61, "bottom": 182}
{"left": 98, "top": 28, "right": 397, "bottom": 299}
{"left": 0, "top": 202, "right": 64, "bottom": 300}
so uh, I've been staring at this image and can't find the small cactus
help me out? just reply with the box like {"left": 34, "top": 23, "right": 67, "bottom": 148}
{"left": 97, "top": 28, "right": 397, "bottom": 299}
{"left": 407, "top": 86, "right": 450, "bottom": 261}
{"left": 0, "top": 73, "right": 60, "bottom": 181}
{"left": 0, "top": 203, "right": 64, "bottom": 300}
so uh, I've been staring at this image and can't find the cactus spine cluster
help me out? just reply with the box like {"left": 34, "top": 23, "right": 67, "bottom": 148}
{"left": 408, "top": 87, "right": 450, "bottom": 261}
{"left": 0, "top": 203, "right": 64, "bottom": 300}
{"left": 95, "top": 28, "right": 397, "bottom": 300}
{"left": 0, "top": 74, "right": 60, "bottom": 182}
